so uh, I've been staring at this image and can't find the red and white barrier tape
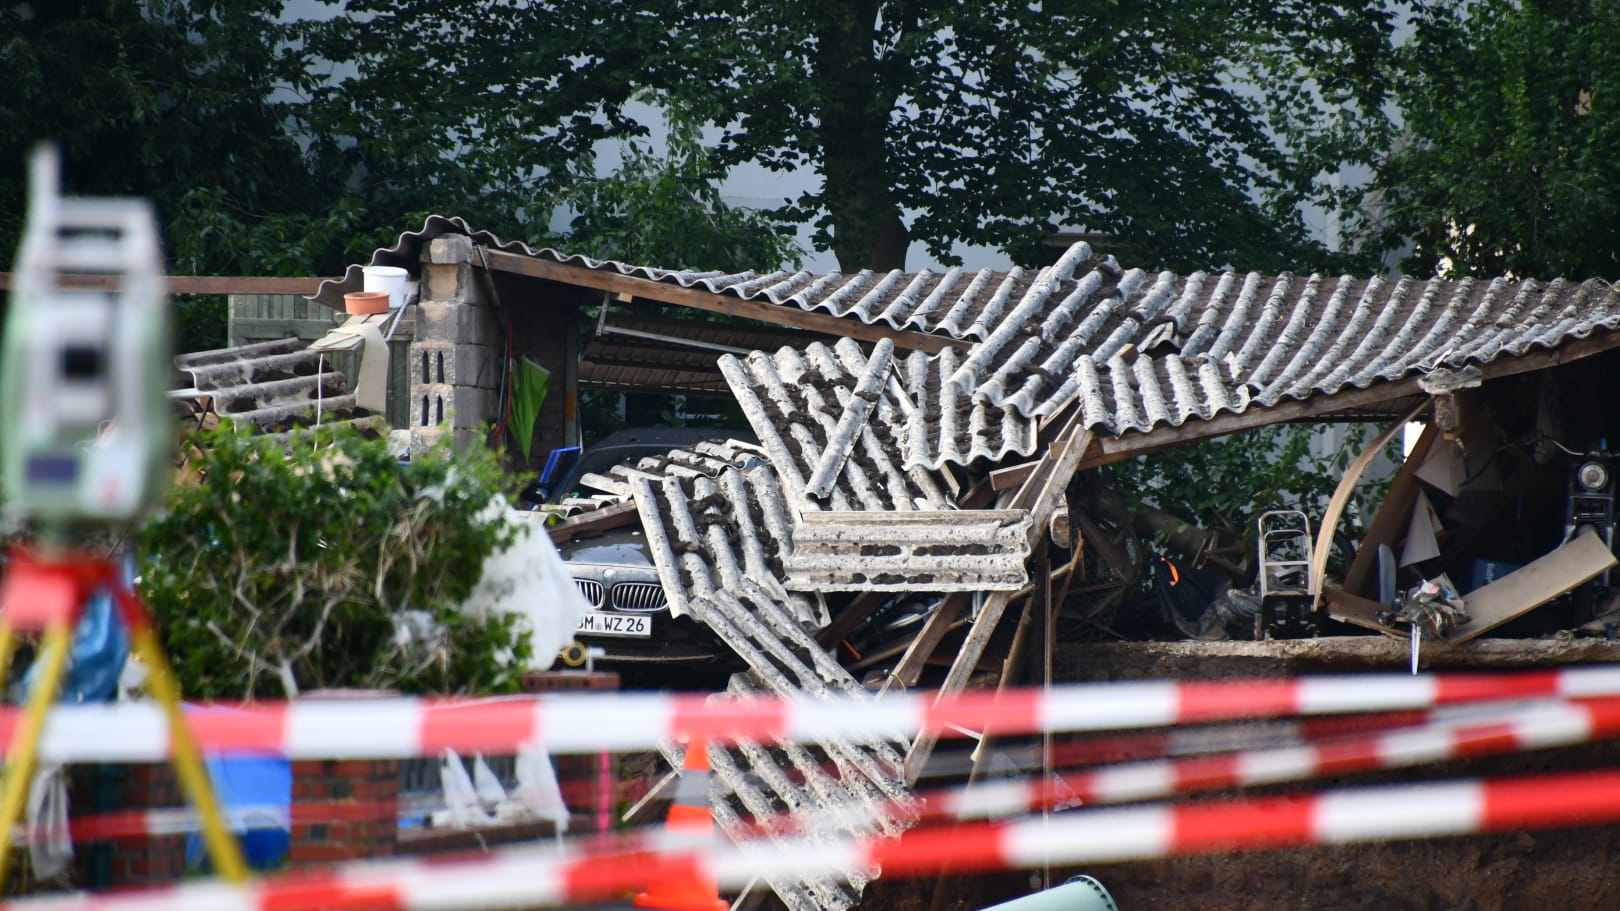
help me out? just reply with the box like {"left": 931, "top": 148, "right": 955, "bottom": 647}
{"left": 726, "top": 696, "right": 1620, "bottom": 838}
{"left": 41, "top": 697, "right": 1599, "bottom": 848}
{"left": 11, "top": 666, "right": 1620, "bottom": 761}
{"left": 928, "top": 703, "right": 1495, "bottom": 779}
{"left": 926, "top": 695, "right": 1620, "bottom": 820}
{"left": 15, "top": 766, "right": 1620, "bottom": 911}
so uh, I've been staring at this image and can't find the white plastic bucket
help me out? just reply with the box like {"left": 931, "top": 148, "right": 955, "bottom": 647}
{"left": 362, "top": 265, "right": 409, "bottom": 310}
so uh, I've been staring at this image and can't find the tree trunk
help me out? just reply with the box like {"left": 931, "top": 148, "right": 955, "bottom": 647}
{"left": 814, "top": 0, "right": 910, "bottom": 272}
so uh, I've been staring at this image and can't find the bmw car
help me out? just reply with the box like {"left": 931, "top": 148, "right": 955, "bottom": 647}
{"left": 540, "top": 428, "right": 755, "bottom": 673}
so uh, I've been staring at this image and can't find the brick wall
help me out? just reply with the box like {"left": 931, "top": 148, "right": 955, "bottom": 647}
{"left": 67, "top": 758, "right": 405, "bottom": 886}
{"left": 287, "top": 759, "right": 399, "bottom": 868}
{"left": 70, "top": 763, "right": 187, "bottom": 887}
{"left": 67, "top": 745, "right": 594, "bottom": 889}
{"left": 56, "top": 675, "right": 617, "bottom": 891}
{"left": 522, "top": 671, "right": 623, "bottom": 836}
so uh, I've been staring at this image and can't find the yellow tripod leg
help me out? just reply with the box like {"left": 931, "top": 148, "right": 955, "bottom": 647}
{"left": 0, "top": 622, "right": 71, "bottom": 889}
{"left": 0, "top": 620, "right": 16, "bottom": 719}
{"left": 128, "top": 625, "right": 249, "bottom": 883}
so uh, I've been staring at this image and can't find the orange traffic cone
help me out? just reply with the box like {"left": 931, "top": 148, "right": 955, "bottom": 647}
{"left": 634, "top": 738, "right": 729, "bottom": 911}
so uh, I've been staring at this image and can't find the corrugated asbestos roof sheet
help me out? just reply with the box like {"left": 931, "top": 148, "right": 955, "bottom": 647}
{"left": 311, "top": 215, "right": 1075, "bottom": 342}
{"left": 574, "top": 438, "right": 773, "bottom": 500}
{"left": 785, "top": 510, "right": 1032, "bottom": 593}
{"left": 566, "top": 446, "right": 915, "bottom": 911}
{"left": 324, "top": 214, "right": 1620, "bottom": 445}
{"left": 947, "top": 249, "right": 1620, "bottom": 434}
{"left": 620, "top": 461, "right": 913, "bottom": 911}
{"left": 900, "top": 346, "right": 1039, "bottom": 469}
{"left": 173, "top": 338, "right": 384, "bottom": 434}
{"left": 719, "top": 338, "right": 955, "bottom": 511}
{"left": 626, "top": 460, "right": 820, "bottom": 628}
{"left": 717, "top": 338, "right": 1035, "bottom": 590}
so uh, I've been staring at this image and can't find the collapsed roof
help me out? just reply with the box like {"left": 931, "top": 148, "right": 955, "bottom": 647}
{"left": 214, "top": 216, "right": 1620, "bottom": 911}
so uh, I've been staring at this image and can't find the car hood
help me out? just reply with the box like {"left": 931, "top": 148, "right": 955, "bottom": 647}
{"left": 558, "top": 527, "right": 655, "bottom": 568}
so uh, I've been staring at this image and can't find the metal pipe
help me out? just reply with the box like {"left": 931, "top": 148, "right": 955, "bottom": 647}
{"left": 976, "top": 876, "right": 1119, "bottom": 911}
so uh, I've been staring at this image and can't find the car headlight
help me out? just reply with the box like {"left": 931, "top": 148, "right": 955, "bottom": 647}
{"left": 1579, "top": 461, "right": 1611, "bottom": 492}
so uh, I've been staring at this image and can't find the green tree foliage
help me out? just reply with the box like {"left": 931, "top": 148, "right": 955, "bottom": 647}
{"left": 137, "top": 425, "right": 530, "bottom": 699}
{"left": 297, "top": 1, "right": 669, "bottom": 244}
{"left": 1356, "top": 1, "right": 1620, "bottom": 280}
{"left": 666, "top": 0, "right": 1399, "bottom": 272}
{"left": 304, "top": 0, "right": 1399, "bottom": 272}
{"left": 0, "top": 4, "right": 804, "bottom": 280}
{"left": 1100, "top": 422, "right": 1391, "bottom": 584}
{"left": 546, "top": 120, "right": 802, "bottom": 272}
{"left": 0, "top": 1, "right": 368, "bottom": 277}
{"left": 1107, "top": 423, "right": 1381, "bottom": 542}
{"left": 5, "top": 2, "right": 1403, "bottom": 278}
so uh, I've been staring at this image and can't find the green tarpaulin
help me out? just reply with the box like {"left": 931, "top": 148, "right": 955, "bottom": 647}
{"left": 509, "top": 357, "right": 550, "bottom": 461}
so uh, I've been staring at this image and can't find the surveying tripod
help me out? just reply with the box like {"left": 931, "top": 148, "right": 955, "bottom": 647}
{"left": 0, "top": 147, "right": 246, "bottom": 885}
{"left": 0, "top": 546, "right": 248, "bottom": 884}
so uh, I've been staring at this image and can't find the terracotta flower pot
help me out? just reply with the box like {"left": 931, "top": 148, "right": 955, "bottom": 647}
{"left": 345, "top": 291, "right": 390, "bottom": 315}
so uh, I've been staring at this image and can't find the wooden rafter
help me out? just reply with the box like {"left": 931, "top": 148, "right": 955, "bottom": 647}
{"left": 481, "top": 249, "right": 965, "bottom": 355}
{"left": 0, "top": 273, "right": 336, "bottom": 294}
{"left": 900, "top": 419, "right": 1095, "bottom": 784}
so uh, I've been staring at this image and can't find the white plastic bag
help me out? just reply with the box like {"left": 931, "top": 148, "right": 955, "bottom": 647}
{"left": 457, "top": 502, "right": 592, "bottom": 670}
{"left": 26, "top": 763, "right": 71, "bottom": 879}
{"left": 432, "top": 748, "right": 491, "bottom": 829}
{"left": 511, "top": 741, "right": 570, "bottom": 834}
{"left": 472, "top": 754, "right": 507, "bottom": 810}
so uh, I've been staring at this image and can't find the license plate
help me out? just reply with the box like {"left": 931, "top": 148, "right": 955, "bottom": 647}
{"left": 575, "top": 611, "right": 652, "bottom": 638}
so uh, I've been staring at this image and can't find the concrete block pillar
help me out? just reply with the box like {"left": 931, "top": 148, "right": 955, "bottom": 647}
{"left": 409, "top": 341, "right": 500, "bottom": 390}
{"left": 408, "top": 233, "right": 503, "bottom": 457}
{"left": 421, "top": 234, "right": 487, "bottom": 305}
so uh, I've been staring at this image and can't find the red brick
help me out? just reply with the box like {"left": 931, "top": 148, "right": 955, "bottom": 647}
{"left": 291, "top": 842, "right": 366, "bottom": 864}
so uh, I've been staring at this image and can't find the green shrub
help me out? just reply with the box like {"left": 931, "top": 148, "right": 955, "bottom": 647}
{"left": 137, "top": 424, "right": 530, "bottom": 699}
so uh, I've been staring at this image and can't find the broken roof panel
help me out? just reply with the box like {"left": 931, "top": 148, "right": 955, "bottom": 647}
{"left": 784, "top": 510, "right": 1033, "bottom": 593}
{"left": 625, "top": 461, "right": 913, "bottom": 911}
{"left": 576, "top": 438, "right": 772, "bottom": 499}
{"left": 629, "top": 464, "right": 818, "bottom": 627}
{"left": 172, "top": 338, "right": 383, "bottom": 434}
{"left": 899, "top": 346, "right": 1039, "bottom": 470}
{"left": 719, "top": 338, "right": 953, "bottom": 512}
{"left": 686, "top": 673, "right": 913, "bottom": 911}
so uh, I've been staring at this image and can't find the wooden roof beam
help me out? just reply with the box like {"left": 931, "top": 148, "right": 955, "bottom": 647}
{"left": 480, "top": 249, "right": 965, "bottom": 355}
{"left": 0, "top": 273, "right": 337, "bottom": 295}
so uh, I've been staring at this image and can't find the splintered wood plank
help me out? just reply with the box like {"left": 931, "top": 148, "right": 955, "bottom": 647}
{"left": 1342, "top": 419, "right": 1438, "bottom": 598}
{"left": 544, "top": 502, "right": 639, "bottom": 544}
{"left": 1312, "top": 400, "right": 1432, "bottom": 606}
{"left": 1437, "top": 525, "right": 1617, "bottom": 646}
